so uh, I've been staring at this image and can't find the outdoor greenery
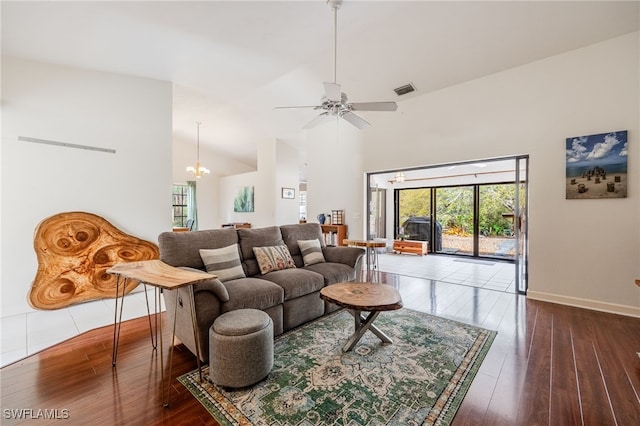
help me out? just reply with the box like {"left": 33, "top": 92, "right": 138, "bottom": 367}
{"left": 399, "top": 184, "right": 521, "bottom": 237}
{"left": 398, "top": 188, "right": 431, "bottom": 225}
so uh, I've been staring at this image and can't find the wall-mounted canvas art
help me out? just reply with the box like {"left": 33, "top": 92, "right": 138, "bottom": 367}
{"left": 566, "top": 130, "right": 628, "bottom": 199}
{"left": 234, "top": 186, "right": 254, "bottom": 212}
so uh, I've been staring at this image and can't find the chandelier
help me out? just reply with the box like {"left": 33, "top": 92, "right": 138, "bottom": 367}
{"left": 186, "top": 121, "right": 210, "bottom": 178}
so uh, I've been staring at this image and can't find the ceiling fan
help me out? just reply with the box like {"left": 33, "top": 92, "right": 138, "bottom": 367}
{"left": 275, "top": 0, "right": 397, "bottom": 130}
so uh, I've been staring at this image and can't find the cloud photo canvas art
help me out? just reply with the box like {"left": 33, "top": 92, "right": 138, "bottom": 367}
{"left": 566, "top": 131, "right": 628, "bottom": 199}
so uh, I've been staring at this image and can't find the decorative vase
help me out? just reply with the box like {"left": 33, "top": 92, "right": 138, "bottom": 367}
{"left": 317, "top": 213, "right": 326, "bottom": 224}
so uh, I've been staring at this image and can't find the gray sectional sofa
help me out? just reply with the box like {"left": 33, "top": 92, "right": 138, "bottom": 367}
{"left": 158, "top": 223, "right": 364, "bottom": 362}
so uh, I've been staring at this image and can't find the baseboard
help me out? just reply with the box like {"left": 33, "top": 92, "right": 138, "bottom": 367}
{"left": 527, "top": 290, "right": 640, "bottom": 318}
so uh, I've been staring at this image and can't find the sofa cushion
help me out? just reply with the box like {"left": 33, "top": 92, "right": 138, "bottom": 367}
{"left": 221, "top": 277, "right": 284, "bottom": 312}
{"left": 260, "top": 268, "right": 325, "bottom": 301}
{"left": 159, "top": 228, "right": 239, "bottom": 270}
{"left": 253, "top": 245, "right": 296, "bottom": 275}
{"left": 199, "top": 244, "right": 246, "bottom": 282}
{"left": 297, "top": 239, "right": 326, "bottom": 266}
{"left": 304, "top": 262, "right": 357, "bottom": 285}
{"left": 238, "top": 226, "right": 284, "bottom": 276}
{"left": 280, "top": 223, "right": 325, "bottom": 267}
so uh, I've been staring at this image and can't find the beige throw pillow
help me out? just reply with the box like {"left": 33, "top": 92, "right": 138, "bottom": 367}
{"left": 199, "top": 244, "right": 246, "bottom": 282}
{"left": 298, "top": 239, "right": 326, "bottom": 266}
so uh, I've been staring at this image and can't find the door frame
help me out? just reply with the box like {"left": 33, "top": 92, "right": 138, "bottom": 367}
{"left": 366, "top": 155, "right": 529, "bottom": 294}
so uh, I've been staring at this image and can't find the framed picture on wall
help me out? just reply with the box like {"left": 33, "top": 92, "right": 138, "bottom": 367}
{"left": 234, "top": 186, "right": 254, "bottom": 212}
{"left": 282, "top": 187, "right": 295, "bottom": 199}
{"left": 566, "top": 130, "right": 628, "bottom": 199}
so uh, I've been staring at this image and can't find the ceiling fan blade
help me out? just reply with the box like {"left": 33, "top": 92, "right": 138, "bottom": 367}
{"left": 303, "top": 112, "right": 336, "bottom": 129}
{"left": 350, "top": 101, "right": 398, "bottom": 112}
{"left": 274, "top": 105, "right": 321, "bottom": 110}
{"left": 323, "top": 82, "right": 342, "bottom": 102}
{"left": 341, "top": 111, "right": 370, "bottom": 129}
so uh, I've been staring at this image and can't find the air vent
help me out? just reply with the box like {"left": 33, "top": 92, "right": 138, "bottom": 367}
{"left": 394, "top": 83, "right": 416, "bottom": 96}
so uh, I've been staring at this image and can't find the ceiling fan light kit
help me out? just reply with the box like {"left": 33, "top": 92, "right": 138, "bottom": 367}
{"left": 276, "top": 0, "right": 397, "bottom": 130}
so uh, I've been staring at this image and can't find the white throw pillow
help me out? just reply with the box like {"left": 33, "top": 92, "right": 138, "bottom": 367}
{"left": 298, "top": 239, "right": 326, "bottom": 266}
{"left": 199, "top": 244, "right": 246, "bottom": 282}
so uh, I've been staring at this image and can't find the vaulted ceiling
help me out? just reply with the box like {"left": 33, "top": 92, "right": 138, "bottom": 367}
{"left": 3, "top": 1, "right": 639, "bottom": 175}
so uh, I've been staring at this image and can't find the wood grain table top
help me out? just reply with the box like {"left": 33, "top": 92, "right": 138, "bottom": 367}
{"left": 107, "top": 260, "right": 216, "bottom": 290}
{"left": 320, "top": 282, "right": 403, "bottom": 311}
{"left": 342, "top": 239, "right": 387, "bottom": 248}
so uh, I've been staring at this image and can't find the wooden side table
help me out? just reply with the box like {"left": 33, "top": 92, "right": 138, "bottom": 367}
{"left": 107, "top": 260, "right": 215, "bottom": 407}
{"left": 343, "top": 239, "right": 387, "bottom": 282}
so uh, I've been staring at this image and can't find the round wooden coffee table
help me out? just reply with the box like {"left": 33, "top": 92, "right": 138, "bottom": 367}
{"left": 320, "top": 282, "right": 403, "bottom": 352}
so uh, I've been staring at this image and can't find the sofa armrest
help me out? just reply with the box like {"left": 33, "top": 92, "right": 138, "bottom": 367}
{"left": 178, "top": 266, "right": 229, "bottom": 302}
{"left": 164, "top": 267, "right": 229, "bottom": 363}
{"left": 322, "top": 246, "right": 365, "bottom": 268}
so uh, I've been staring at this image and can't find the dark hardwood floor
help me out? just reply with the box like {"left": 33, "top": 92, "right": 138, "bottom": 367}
{"left": 2, "top": 272, "right": 639, "bottom": 425}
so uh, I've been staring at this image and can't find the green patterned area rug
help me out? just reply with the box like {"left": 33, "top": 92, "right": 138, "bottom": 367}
{"left": 179, "top": 308, "right": 496, "bottom": 425}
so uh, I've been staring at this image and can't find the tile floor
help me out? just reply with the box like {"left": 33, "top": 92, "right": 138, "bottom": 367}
{"left": 1, "top": 254, "right": 516, "bottom": 368}
{"left": 1, "top": 287, "right": 165, "bottom": 367}
{"left": 377, "top": 252, "right": 516, "bottom": 292}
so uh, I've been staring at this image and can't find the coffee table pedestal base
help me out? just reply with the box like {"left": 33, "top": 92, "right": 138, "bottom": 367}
{"left": 343, "top": 310, "right": 393, "bottom": 352}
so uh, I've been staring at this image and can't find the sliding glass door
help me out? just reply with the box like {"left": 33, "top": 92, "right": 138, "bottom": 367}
{"left": 373, "top": 155, "right": 529, "bottom": 293}
{"left": 434, "top": 186, "right": 474, "bottom": 256}
{"left": 514, "top": 157, "right": 529, "bottom": 294}
{"left": 393, "top": 180, "right": 524, "bottom": 262}
{"left": 478, "top": 184, "right": 518, "bottom": 258}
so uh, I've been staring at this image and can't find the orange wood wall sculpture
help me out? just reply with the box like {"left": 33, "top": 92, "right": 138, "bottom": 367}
{"left": 29, "top": 211, "right": 159, "bottom": 310}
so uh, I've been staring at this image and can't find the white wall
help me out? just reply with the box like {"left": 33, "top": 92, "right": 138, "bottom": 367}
{"left": 172, "top": 134, "right": 257, "bottom": 230}
{"left": 220, "top": 170, "right": 262, "bottom": 226}
{"left": 217, "top": 139, "right": 299, "bottom": 228}
{"left": 274, "top": 139, "right": 301, "bottom": 225}
{"left": 361, "top": 33, "right": 640, "bottom": 316}
{"left": 306, "top": 120, "right": 365, "bottom": 239}
{"left": 1, "top": 57, "right": 173, "bottom": 317}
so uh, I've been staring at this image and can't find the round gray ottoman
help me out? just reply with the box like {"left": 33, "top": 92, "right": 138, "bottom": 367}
{"left": 209, "top": 309, "right": 274, "bottom": 388}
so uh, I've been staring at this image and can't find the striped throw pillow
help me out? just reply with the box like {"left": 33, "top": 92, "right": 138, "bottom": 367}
{"left": 199, "top": 244, "right": 246, "bottom": 282}
{"left": 252, "top": 245, "right": 296, "bottom": 275}
{"left": 298, "top": 239, "right": 326, "bottom": 266}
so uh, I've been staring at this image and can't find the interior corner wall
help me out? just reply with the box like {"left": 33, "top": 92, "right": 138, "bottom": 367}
{"left": 217, "top": 139, "right": 300, "bottom": 228}
{"left": 305, "top": 120, "right": 365, "bottom": 239}
{"left": 219, "top": 139, "right": 274, "bottom": 228}
{"left": 172, "top": 138, "right": 221, "bottom": 230}
{"left": 361, "top": 32, "right": 640, "bottom": 316}
{"left": 1, "top": 57, "right": 172, "bottom": 317}
{"left": 274, "top": 139, "right": 301, "bottom": 225}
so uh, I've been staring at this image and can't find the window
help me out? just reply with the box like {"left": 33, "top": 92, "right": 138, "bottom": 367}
{"left": 172, "top": 184, "right": 188, "bottom": 227}
{"left": 299, "top": 190, "right": 307, "bottom": 221}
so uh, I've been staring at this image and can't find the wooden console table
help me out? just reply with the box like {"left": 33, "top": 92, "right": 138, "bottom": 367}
{"left": 107, "top": 260, "right": 215, "bottom": 407}
{"left": 222, "top": 222, "right": 251, "bottom": 229}
{"left": 393, "top": 239, "right": 428, "bottom": 256}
